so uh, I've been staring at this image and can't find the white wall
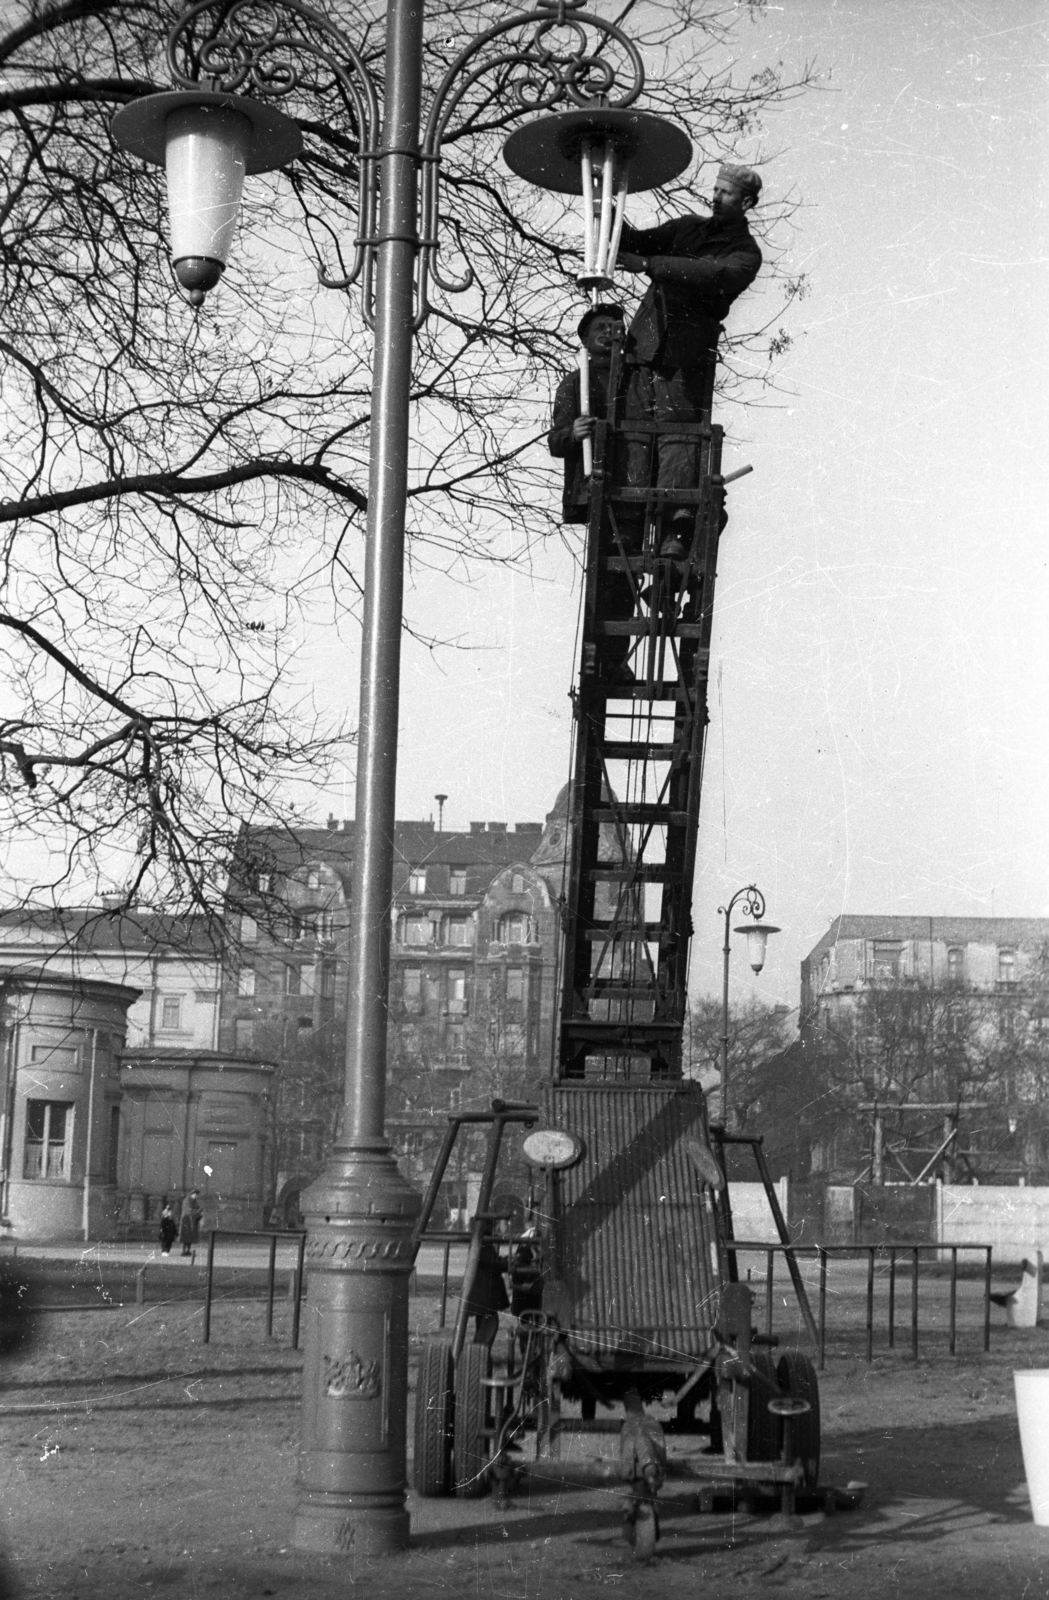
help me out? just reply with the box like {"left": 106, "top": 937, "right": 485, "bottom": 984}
{"left": 939, "top": 1185, "right": 1049, "bottom": 1263}
{"left": 728, "top": 1179, "right": 789, "bottom": 1244}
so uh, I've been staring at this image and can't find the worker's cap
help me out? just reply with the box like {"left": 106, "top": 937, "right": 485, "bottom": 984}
{"left": 577, "top": 302, "right": 625, "bottom": 341}
{"left": 717, "top": 162, "right": 762, "bottom": 202}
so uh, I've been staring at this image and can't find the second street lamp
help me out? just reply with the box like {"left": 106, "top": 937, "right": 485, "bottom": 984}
{"left": 112, "top": 0, "right": 690, "bottom": 1559}
{"left": 718, "top": 885, "right": 779, "bottom": 1129}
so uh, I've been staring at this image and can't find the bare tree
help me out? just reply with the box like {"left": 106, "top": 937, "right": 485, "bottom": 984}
{"left": 0, "top": 0, "right": 814, "bottom": 918}
{"left": 801, "top": 980, "right": 1009, "bottom": 1184}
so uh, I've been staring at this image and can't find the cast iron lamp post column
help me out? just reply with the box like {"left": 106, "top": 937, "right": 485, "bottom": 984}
{"left": 718, "top": 885, "right": 779, "bottom": 1129}
{"left": 112, "top": 0, "right": 679, "bottom": 1557}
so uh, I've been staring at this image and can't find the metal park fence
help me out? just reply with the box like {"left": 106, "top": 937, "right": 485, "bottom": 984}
{"left": 730, "top": 1240, "right": 995, "bottom": 1368}
{"left": 200, "top": 1229, "right": 307, "bottom": 1348}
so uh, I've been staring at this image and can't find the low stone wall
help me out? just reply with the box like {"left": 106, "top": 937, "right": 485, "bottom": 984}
{"left": 939, "top": 1185, "right": 1049, "bottom": 1263}
{"left": 734, "top": 1179, "right": 1049, "bottom": 1262}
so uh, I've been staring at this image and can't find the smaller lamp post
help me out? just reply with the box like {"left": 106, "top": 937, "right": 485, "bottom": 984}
{"left": 718, "top": 885, "right": 779, "bottom": 1128}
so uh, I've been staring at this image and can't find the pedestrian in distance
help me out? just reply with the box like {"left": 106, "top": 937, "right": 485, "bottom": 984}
{"left": 179, "top": 1189, "right": 202, "bottom": 1259}
{"left": 158, "top": 1198, "right": 177, "bottom": 1257}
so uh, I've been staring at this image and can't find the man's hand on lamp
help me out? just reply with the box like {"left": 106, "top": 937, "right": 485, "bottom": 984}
{"left": 617, "top": 251, "right": 649, "bottom": 273}
{"left": 572, "top": 415, "right": 596, "bottom": 440}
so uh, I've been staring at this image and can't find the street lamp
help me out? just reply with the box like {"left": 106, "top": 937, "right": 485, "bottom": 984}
{"left": 718, "top": 884, "right": 779, "bottom": 1128}
{"left": 112, "top": 0, "right": 690, "bottom": 1561}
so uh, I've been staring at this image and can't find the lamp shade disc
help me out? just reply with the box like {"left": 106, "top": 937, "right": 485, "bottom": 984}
{"left": 503, "top": 108, "right": 692, "bottom": 195}
{"left": 112, "top": 89, "right": 302, "bottom": 175}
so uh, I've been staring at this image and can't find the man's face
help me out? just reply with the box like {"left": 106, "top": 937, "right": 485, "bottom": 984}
{"left": 584, "top": 316, "right": 620, "bottom": 359}
{"left": 711, "top": 178, "right": 750, "bottom": 219}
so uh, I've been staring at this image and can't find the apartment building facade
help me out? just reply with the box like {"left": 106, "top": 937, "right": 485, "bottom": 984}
{"left": 219, "top": 793, "right": 572, "bottom": 1223}
{"left": 799, "top": 915, "right": 1049, "bottom": 1185}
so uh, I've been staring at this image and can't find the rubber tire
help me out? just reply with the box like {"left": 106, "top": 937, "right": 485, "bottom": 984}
{"left": 776, "top": 1350, "right": 821, "bottom": 1488}
{"left": 454, "top": 1343, "right": 491, "bottom": 1499}
{"left": 745, "top": 1350, "right": 781, "bottom": 1467}
{"left": 413, "top": 1338, "right": 453, "bottom": 1496}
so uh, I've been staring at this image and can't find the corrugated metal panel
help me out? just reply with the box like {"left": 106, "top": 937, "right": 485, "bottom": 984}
{"left": 545, "top": 1084, "right": 719, "bottom": 1361}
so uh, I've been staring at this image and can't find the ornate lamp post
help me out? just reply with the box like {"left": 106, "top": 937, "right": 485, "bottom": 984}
{"left": 112, "top": 0, "right": 692, "bottom": 1560}
{"left": 718, "top": 884, "right": 779, "bottom": 1128}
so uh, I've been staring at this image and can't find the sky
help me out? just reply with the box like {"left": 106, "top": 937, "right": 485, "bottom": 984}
{"left": 312, "top": 0, "right": 1047, "bottom": 1021}
{"left": 8, "top": 1, "right": 1040, "bottom": 1029}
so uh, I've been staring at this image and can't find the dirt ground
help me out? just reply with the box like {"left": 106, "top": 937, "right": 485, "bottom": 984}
{"left": 3, "top": 1274, "right": 1049, "bottom": 1600}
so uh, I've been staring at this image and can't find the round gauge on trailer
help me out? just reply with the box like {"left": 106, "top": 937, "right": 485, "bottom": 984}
{"left": 522, "top": 1128, "right": 585, "bottom": 1170}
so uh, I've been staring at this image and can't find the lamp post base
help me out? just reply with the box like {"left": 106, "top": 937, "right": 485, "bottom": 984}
{"left": 292, "top": 1139, "right": 421, "bottom": 1557}
{"left": 293, "top": 1492, "right": 410, "bottom": 1557}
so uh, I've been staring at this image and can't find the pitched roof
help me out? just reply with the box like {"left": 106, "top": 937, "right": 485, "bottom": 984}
{"left": 234, "top": 820, "right": 549, "bottom": 888}
{"left": 0, "top": 906, "right": 220, "bottom": 957}
{"left": 803, "top": 913, "right": 1049, "bottom": 969}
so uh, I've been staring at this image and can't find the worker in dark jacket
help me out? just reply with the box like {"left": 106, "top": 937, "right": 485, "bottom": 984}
{"left": 547, "top": 302, "right": 625, "bottom": 523}
{"left": 617, "top": 162, "right": 762, "bottom": 547}
{"left": 547, "top": 303, "right": 638, "bottom": 682}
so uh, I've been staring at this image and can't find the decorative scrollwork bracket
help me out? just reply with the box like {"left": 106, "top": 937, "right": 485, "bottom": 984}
{"left": 160, "top": 0, "right": 646, "bottom": 326}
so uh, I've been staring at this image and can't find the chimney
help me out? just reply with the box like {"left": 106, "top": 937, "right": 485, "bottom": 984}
{"left": 326, "top": 814, "right": 338, "bottom": 831}
{"left": 470, "top": 822, "right": 485, "bottom": 835}
{"left": 488, "top": 822, "right": 508, "bottom": 833}
{"left": 100, "top": 893, "right": 124, "bottom": 912}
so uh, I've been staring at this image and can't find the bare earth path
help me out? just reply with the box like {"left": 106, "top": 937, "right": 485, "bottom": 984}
{"left": 3, "top": 1287, "right": 1049, "bottom": 1599}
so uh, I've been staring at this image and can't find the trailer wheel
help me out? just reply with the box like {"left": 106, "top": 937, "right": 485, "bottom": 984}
{"left": 454, "top": 1344, "right": 491, "bottom": 1498}
{"left": 776, "top": 1351, "right": 821, "bottom": 1487}
{"left": 745, "top": 1350, "right": 780, "bottom": 1467}
{"left": 413, "top": 1337, "right": 453, "bottom": 1496}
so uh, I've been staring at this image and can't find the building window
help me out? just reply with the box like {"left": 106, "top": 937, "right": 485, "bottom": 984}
{"left": 240, "top": 915, "right": 258, "bottom": 944}
{"left": 321, "top": 965, "right": 336, "bottom": 999}
{"left": 306, "top": 868, "right": 321, "bottom": 891}
{"left": 314, "top": 910, "right": 334, "bottom": 943}
{"left": 257, "top": 873, "right": 272, "bottom": 895}
{"left": 286, "top": 964, "right": 316, "bottom": 997}
{"left": 237, "top": 968, "right": 256, "bottom": 998}
{"left": 401, "top": 914, "right": 432, "bottom": 946}
{"left": 947, "top": 947, "right": 964, "bottom": 983}
{"left": 506, "top": 967, "right": 525, "bottom": 1003}
{"left": 449, "top": 869, "right": 467, "bottom": 897}
{"left": 403, "top": 967, "right": 423, "bottom": 1012}
{"left": 408, "top": 870, "right": 427, "bottom": 895}
{"left": 235, "top": 1019, "right": 255, "bottom": 1051}
{"left": 24, "top": 1101, "right": 72, "bottom": 1180}
{"left": 872, "top": 942, "right": 903, "bottom": 979}
{"left": 446, "top": 1021, "right": 465, "bottom": 1057}
{"left": 445, "top": 917, "right": 473, "bottom": 947}
{"left": 499, "top": 914, "right": 530, "bottom": 945}
{"left": 511, "top": 873, "right": 525, "bottom": 894}
{"left": 298, "top": 1017, "right": 314, "bottom": 1033}
{"left": 159, "top": 996, "right": 183, "bottom": 1030}
{"left": 30, "top": 1045, "right": 77, "bottom": 1068}
{"left": 447, "top": 970, "right": 467, "bottom": 1015}
{"left": 999, "top": 948, "right": 1018, "bottom": 986}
